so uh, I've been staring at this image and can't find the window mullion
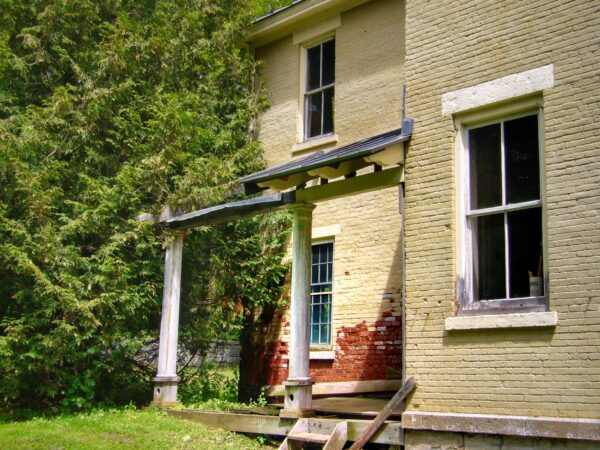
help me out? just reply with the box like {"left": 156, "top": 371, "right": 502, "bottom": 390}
{"left": 319, "top": 44, "right": 324, "bottom": 136}
{"left": 504, "top": 211, "right": 510, "bottom": 300}
{"left": 500, "top": 121, "right": 510, "bottom": 300}
{"left": 320, "top": 86, "right": 325, "bottom": 135}
{"left": 319, "top": 43, "right": 323, "bottom": 89}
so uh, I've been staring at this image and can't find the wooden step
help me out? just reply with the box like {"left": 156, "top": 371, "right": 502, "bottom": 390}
{"left": 278, "top": 418, "right": 348, "bottom": 450}
{"left": 288, "top": 431, "right": 330, "bottom": 443}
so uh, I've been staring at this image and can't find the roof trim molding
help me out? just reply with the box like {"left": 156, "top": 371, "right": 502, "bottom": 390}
{"left": 239, "top": 119, "right": 413, "bottom": 194}
{"left": 248, "top": 0, "right": 372, "bottom": 47}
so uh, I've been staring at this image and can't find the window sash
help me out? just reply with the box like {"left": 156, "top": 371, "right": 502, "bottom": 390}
{"left": 304, "top": 39, "right": 335, "bottom": 140}
{"left": 311, "top": 242, "right": 333, "bottom": 346}
{"left": 464, "top": 112, "right": 546, "bottom": 308}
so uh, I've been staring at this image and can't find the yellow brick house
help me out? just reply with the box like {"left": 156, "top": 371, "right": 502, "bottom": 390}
{"left": 153, "top": 0, "right": 600, "bottom": 447}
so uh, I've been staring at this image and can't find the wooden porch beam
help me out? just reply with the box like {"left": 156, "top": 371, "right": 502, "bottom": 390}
{"left": 295, "top": 166, "right": 403, "bottom": 204}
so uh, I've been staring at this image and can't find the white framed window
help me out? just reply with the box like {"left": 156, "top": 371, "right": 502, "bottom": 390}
{"left": 311, "top": 241, "right": 333, "bottom": 346}
{"left": 457, "top": 105, "right": 547, "bottom": 314}
{"left": 304, "top": 38, "right": 335, "bottom": 141}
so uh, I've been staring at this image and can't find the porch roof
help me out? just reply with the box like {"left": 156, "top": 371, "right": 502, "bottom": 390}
{"left": 240, "top": 119, "right": 413, "bottom": 194}
{"left": 165, "top": 192, "right": 295, "bottom": 229}
{"left": 161, "top": 120, "right": 412, "bottom": 229}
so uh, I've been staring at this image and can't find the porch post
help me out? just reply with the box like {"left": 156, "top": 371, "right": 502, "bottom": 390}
{"left": 281, "top": 203, "right": 316, "bottom": 418}
{"left": 152, "top": 230, "right": 185, "bottom": 408}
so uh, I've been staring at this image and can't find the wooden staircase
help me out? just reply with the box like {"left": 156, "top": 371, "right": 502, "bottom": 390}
{"left": 278, "top": 418, "right": 348, "bottom": 450}
{"left": 278, "top": 377, "right": 416, "bottom": 450}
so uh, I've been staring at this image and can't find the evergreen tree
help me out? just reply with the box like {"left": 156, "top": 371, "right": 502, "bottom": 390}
{"left": 0, "top": 0, "right": 289, "bottom": 411}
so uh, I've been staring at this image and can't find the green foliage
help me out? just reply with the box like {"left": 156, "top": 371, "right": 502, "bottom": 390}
{"left": 254, "top": 0, "right": 294, "bottom": 17}
{"left": 0, "top": 0, "right": 291, "bottom": 412}
{"left": 178, "top": 364, "right": 239, "bottom": 406}
{"left": 0, "top": 407, "right": 267, "bottom": 449}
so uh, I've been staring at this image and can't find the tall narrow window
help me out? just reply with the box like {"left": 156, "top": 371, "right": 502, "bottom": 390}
{"left": 311, "top": 242, "right": 333, "bottom": 346}
{"left": 304, "top": 38, "right": 335, "bottom": 140}
{"left": 467, "top": 113, "right": 544, "bottom": 304}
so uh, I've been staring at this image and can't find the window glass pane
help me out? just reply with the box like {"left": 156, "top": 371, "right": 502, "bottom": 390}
{"left": 322, "top": 39, "right": 335, "bottom": 86}
{"left": 505, "top": 115, "right": 540, "bottom": 204}
{"left": 323, "top": 324, "right": 330, "bottom": 344}
{"left": 306, "top": 45, "right": 321, "bottom": 91}
{"left": 474, "top": 213, "right": 506, "bottom": 300}
{"left": 306, "top": 92, "right": 322, "bottom": 138}
{"left": 469, "top": 123, "right": 502, "bottom": 209}
{"left": 508, "top": 208, "right": 543, "bottom": 298}
{"left": 319, "top": 246, "right": 327, "bottom": 263}
{"left": 311, "top": 243, "right": 333, "bottom": 345}
{"left": 311, "top": 324, "right": 319, "bottom": 345}
{"left": 323, "top": 87, "right": 334, "bottom": 135}
{"left": 320, "top": 302, "right": 329, "bottom": 323}
{"left": 319, "top": 262, "right": 327, "bottom": 283}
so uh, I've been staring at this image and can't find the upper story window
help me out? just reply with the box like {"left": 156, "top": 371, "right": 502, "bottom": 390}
{"left": 304, "top": 38, "right": 335, "bottom": 140}
{"left": 461, "top": 110, "right": 546, "bottom": 313}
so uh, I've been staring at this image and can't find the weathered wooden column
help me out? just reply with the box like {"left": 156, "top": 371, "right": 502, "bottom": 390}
{"left": 281, "top": 203, "right": 316, "bottom": 418}
{"left": 152, "top": 230, "right": 185, "bottom": 408}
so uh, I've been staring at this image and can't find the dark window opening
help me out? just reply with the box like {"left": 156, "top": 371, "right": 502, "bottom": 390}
{"left": 305, "top": 39, "right": 335, "bottom": 140}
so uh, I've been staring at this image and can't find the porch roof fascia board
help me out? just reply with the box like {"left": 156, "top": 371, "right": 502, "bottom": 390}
{"left": 164, "top": 192, "right": 295, "bottom": 229}
{"left": 240, "top": 119, "right": 413, "bottom": 194}
{"left": 249, "top": 0, "right": 373, "bottom": 48}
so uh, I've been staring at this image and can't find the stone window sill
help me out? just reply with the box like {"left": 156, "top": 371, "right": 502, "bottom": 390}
{"left": 445, "top": 311, "right": 557, "bottom": 331}
{"left": 281, "top": 350, "right": 335, "bottom": 361}
{"left": 291, "top": 134, "right": 338, "bottom": 155}
{"left": 309, "top": 350, "right": 334, "bottom": 360}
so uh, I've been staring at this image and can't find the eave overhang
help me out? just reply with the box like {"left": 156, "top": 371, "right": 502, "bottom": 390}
{"left": 248, "top": 0, "right": 372, "bottom": 47}
{"left": 164, "top": 192, "right": 295, "bottom": 229}
{"left": 240, "top": 119, "right": 413, "bottom": 194}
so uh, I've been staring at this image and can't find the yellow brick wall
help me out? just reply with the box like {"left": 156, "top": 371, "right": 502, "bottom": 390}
{"left": 404, "top": 0, "right": 600, "bottom": 419}
{"left": 254, "top": 0, "right": 407, "bottom": 352}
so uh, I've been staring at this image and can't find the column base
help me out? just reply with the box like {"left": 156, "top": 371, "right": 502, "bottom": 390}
{"left": 282, "top": 378, "right": 314, "bottom": 418}
{"left": 152, "top": 375, "right": 180, "bottom": 409}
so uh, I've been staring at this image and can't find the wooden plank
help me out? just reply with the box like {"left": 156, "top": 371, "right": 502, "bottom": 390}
{"left": 295, "top": 166, "right": 403, "bottom": 203}
{"left": 279, "top": 419, "right": 308, "bottom": 450}
{"left": 167, "top": 410, "right": 403, "bottom": 445}
{"left": 324, "top": 421, "right": 347, "bottom": 450}
{"left": 402, "top": 411, "right": 600, "bottom": 441}
{"left": 349, "top": 377, "right": 416, "bottom": 450}
{"left": 309, "top": 397, "right": 404, "bottom": 418}
{"left": 266, "top": 379, "right": 402, "bottom": 397}
{"left": 289, "top": 432, "right": 329, "bottom": 443}
{"left": 168, "top": 410, "right": 295, "bottom": 436}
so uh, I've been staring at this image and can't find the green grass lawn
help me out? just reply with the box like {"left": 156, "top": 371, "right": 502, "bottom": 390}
{"left": 0, "top": 408, "right": 270, "bottom": 449}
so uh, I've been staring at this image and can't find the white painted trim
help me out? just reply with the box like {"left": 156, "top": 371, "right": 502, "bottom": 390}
{"left": 312, "top": 224, "right": 341, "bottom": 240}
{"left": 445, "top": 311, "right": 557, "bottom": 330}
{"left": 456, "top": 103, "right": 547, "bottom": 311}
{"left": 442, "top": 65, "right": 554, "bottom": 115}
{"left": 282, "top": 351, "right": 335, "bottom": 361}
{"left": 293, "top": 15, "right": 340, "bottom": 45}
{"left": 309, "top": 351, "right": 335, "bottom": 360}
